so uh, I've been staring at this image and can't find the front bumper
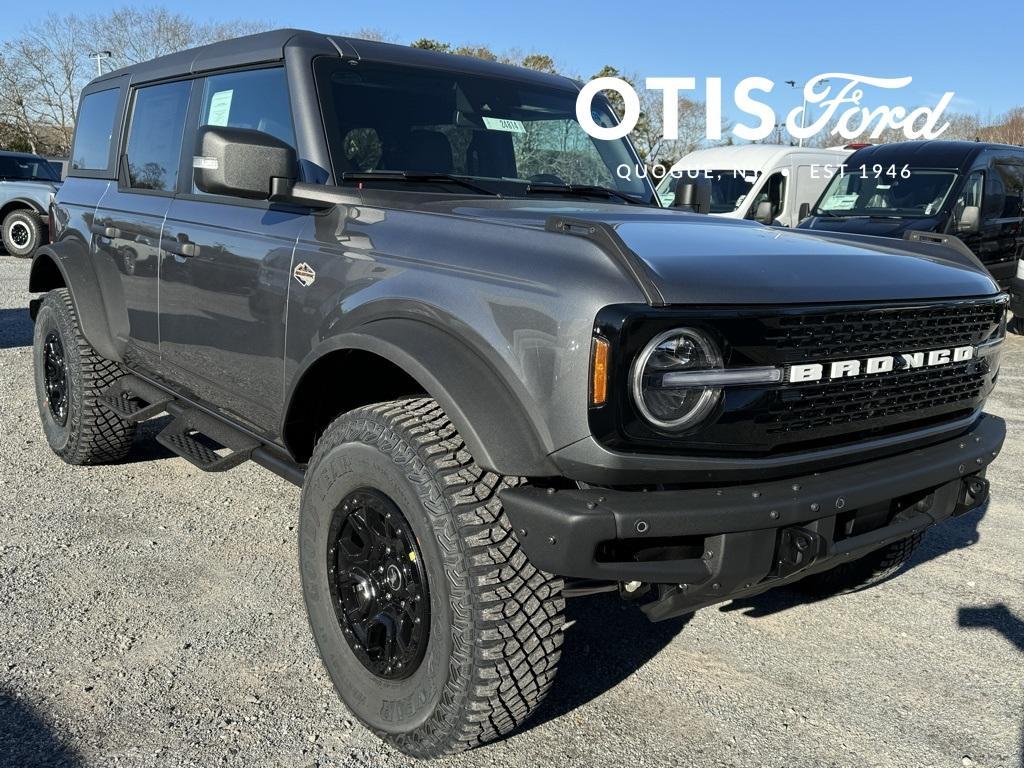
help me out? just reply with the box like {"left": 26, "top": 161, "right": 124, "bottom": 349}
{"left": 501, "top": 414, "right": 1004, "bottom": 620}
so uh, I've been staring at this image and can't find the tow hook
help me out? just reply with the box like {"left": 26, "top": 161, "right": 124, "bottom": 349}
{"left": 954, "top": 475, "right": 989, "bottom": 516}
{"left": 771, "top": 526, "right": 824, "bottom": 579}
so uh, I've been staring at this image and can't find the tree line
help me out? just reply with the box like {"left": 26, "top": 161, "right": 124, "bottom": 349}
{"left": 1, "top": 8, "right": 1021, "bottom": 168}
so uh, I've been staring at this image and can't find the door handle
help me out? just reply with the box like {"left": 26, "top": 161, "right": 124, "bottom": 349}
{"left": 163, "top": 240, "right": 200, "bottom": 258}
{"left": 91, "top": 224, "right": 121, "bottom": 238}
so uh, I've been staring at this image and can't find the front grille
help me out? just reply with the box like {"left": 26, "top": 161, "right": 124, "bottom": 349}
{"left": 761, "top": 359, "right": 986, "bottom": 435}
{"left": 762, "top": 300, "right": 1005, "bottom": 363}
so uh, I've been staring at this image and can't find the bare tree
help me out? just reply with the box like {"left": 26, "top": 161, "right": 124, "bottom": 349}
{"left": 0, "top": 7, "right": 271, "bottom": 155}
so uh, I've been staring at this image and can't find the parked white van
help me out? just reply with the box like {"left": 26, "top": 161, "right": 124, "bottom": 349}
{"left": 657, "top": 144, "right": 856, "bottom": 227}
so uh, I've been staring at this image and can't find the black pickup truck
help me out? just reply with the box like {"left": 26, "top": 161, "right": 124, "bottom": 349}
{"left": 28, "top": 29, "right": 1007, "bottom": 758}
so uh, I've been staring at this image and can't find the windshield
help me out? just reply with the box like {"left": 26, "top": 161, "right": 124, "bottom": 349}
{"left": 659, "top": 170, "right": 758, "bottom": 213}
{"left": 814, "top": 167, "right": 958, "bottom": 218}
{"left": 0, "top": 154, "right": 60, "bottom": 182}
{"left": 315, "top": 60, "right": 651, "bottom": 202}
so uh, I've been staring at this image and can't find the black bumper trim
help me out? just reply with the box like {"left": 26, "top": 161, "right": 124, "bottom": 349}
{"left": 502, "top": 414, "right": 1004, "bottom": 613}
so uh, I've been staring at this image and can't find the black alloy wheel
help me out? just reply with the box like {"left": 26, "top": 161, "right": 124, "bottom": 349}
{"left": 43, "top": 331, "right": 69, "bottom": 426}
{"left": 327, "top": 488, "right": 430, "bottom": 680}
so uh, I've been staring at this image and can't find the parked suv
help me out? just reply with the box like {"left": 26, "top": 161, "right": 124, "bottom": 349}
{"left": 0, "top": 150, "right": 61, "bottom": 257}
{"left": 799, "top": 141, "right": 1024, "bottom": 333}
{"left": 28, "top": 30, "right": 1007, "bottom": 757}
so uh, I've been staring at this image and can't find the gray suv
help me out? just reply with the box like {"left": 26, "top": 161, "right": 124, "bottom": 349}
{"left": 0, "top": 150, "right": 61, "bottom": 257}
{"left": 28, "top": 29, "right": 1008, "bottom": 758}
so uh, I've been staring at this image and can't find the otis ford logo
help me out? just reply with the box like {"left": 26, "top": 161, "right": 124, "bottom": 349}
{"left": 786, "top": 345, "right": 975, "bottom": 383}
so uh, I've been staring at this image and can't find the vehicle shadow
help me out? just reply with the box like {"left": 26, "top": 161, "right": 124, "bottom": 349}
{"left": 514, "top": 592, "right": 692, "bottom": 736}
{"left": 0, "top": 688, "right": 83, "bottom": 767}
{"left": 0, "top": 307, "right": 33, "bottom": 349}
{"left": 721, "top": 507, "right": 985, "bottom": 619}
{"left": 956, "top": 604, "right": 1024, "bottom": 768}
{"left": 122, "top": 414, "right": 177, "bottom": 464}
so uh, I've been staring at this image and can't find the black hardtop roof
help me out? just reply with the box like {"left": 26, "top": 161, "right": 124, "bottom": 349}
{"left": 846, "top": 140, "right": 1024, "bottom": 169}
{"left": 89, "top": 27, "right": 578, "bottom": 91}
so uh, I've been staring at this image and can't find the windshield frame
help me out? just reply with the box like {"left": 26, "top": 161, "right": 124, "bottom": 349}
{"left": 313, "top": 57, "right": 657, "bottom": 205}
{"left": 812, "top": 166, "right": 960, "bottom": 219}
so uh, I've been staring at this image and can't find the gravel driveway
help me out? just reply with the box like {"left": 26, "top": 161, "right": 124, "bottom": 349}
{"left": 1, "top": 255, "right": 1021, "bottom": 768}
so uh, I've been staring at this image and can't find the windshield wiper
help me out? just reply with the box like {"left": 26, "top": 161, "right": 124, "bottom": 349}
{"left": 524, "top": 183, "right": 639, "bottom": 204}
{"left": 342, "top": 171, "right": 500, "bottom": 197}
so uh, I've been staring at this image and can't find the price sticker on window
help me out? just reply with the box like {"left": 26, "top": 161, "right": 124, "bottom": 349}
{"left": 482, "top": 116, "right": 526, "bottom": 133}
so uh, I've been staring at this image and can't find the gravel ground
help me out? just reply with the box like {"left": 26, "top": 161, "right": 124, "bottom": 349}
{"left": 1, "top": 255, "right": 1021, "bottom": 768}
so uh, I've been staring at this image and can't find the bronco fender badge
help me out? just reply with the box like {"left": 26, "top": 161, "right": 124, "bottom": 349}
{"left": 293, "top": 262, "right": 316, "bottom": 287}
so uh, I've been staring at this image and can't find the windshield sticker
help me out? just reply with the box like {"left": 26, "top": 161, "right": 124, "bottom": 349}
{"left": 207, "top": 90, "right": 234, "bottom": 127}
{"left": 482, "top": 116, "right": 526, "bottom": 133}
{"left": 827, "top": 194, "right": 859, "bottom": 210}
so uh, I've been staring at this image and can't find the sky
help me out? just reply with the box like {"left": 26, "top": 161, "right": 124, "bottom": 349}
{"left": 20, "top": 0, "right": 1024, "bottom": 124}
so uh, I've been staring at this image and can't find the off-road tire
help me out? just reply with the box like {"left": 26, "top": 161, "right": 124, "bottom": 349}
{"left": 299, "top": 398, "right": 565, "bottom": 758}
{"left": 796, "top": 532, "right": 924, "bottom": 596}
{"left": 33, "top": 289, "right": 136, "bottom": 464}
{"left": 3, "top": 209, "right": 44, "bottom": 258}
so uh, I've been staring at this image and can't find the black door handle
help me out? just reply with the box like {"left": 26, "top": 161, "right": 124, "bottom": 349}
{"left": 91, "top": 224, "right": 121, "bottom": 238}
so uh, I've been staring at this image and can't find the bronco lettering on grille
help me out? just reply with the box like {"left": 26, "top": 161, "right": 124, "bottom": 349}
{"left": 786, "top": 345, "right": 975, "bottom": 383}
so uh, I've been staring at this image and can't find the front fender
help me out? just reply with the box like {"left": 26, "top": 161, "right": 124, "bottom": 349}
{"left": 287, "top": 318, "right": 560, "bottom": 477}
{"left": 29, "top": 241, "right": 126, "bottom": 363}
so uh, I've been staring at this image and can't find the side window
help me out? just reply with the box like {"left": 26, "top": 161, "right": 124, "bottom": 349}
{"left": 953, "top": 171, "right": 984, "bottom": 222}
{"left": 72, "top": 88, "right": 121, "bottom": 171}
{"left": 124, "top": 80, "right": 191, "bottom": 192}
{"left": 992, "top": 163, "right": 1024, "bottom": 219}
{"left": 193, "top": 68, "right": 295, "bottom": 194}
{"left": 748, "top": 171, "right": 787, "bottom": 218}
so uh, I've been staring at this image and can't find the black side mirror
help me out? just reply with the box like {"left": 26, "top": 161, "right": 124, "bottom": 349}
{"left": 798, "top": 202, "right": 810, "bottom": 221}
{"left": 754, "top": 200, "right": 774, "bottom": 224}
{"left": 957, "top": 205, "right": 980, "bottom": 234}
{"left": 193, "top": 126, "right": 297, "bottom": 200}
{"left": 672, "top": 176, "right": 711, "bottom": 214}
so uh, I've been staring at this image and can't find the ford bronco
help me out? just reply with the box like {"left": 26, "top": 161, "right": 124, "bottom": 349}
{"left": 0, "top": 150, "right": 61, "bottom": 257}
{"left": 28, "top": 29, "right": 1007, "bottom": 757}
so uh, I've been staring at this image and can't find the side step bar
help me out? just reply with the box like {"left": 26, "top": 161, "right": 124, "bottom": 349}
{"left": 156, "top": 405, "right": 259, "bottom": 473}
{"left": 98, "top": 375, "right": 172, "bottom": 423}
{"left": 97, "top": 376, "right": 305, "bottom": 484}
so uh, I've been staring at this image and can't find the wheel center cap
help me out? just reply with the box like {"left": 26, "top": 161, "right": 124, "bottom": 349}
{"left": 386, "top": 564, "right": 403, "bottom": 591}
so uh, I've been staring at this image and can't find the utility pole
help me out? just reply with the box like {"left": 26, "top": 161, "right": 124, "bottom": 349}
{"left": 786, "top": 78, "right": 830, "bottom": 147}
{"left": 88, "top": 50, "right": 112, "bottom": 77}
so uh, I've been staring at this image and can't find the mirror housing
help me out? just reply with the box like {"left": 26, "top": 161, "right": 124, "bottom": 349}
{"left": 672, "top": 176, "right": 711, "bottom": 214}
{"left": 957, "top": 205, "right": 980, "bottom": 234}
{"left": 194, "top": 126, "right": 297, "bottom": 200}
{"left": 798, "top": 202, "right": 810, "bottom": 221}
{"left": 754, "top": 200, "right": 774, "bottom": 224}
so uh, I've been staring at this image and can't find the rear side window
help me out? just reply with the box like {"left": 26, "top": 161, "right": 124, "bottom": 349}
{"left": 125, "top": 80, "right": 191, "bottom": 192}
{"left": 72, "top": 88, "right": 120, "bottom": 171}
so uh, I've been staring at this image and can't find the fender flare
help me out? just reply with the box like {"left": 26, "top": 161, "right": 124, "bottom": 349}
{"left": 285, "top": 318, "right": 559, "bottom": 477}
{"left": 28, "top": 242, "right": 126, "bottom": 363}
{"left": 1, "top": 197, "right": 48, "bottom": 218}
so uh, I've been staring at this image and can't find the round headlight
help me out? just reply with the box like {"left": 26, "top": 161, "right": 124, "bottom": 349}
{"left": 631, "top": 328, "right": 723, "bottom": 431}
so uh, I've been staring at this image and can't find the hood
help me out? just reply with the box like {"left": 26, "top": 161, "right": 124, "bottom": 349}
{"left": 1, "top": 178, "right": 61, "bottom": 201}
{"left": 797, "top": 214, "right": 944, "bottom": 239}
{"left": 421, "top": 199, "right": 997, "bottom": 305}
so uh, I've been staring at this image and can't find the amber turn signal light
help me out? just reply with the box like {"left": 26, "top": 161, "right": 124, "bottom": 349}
{"left": 590, "top": 337, "right": 610, "bottom": 406}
